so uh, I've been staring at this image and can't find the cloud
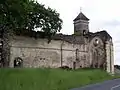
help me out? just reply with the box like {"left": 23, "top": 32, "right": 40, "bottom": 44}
{"left": 103, "top": 20, "right": 120, "bottom": 27}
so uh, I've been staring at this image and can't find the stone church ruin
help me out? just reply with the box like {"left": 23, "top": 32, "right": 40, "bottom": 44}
{"left": 0, "top": 12, "right": 114, "bottom": 74}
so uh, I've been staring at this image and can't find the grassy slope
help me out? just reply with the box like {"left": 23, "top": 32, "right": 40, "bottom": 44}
{"left": 0, "top": 68, "right": 119, "bottom": 90}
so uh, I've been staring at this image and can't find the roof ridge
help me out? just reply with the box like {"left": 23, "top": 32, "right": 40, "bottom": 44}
{"left": 73, "top": 12, "right": 89, "bottom": 21}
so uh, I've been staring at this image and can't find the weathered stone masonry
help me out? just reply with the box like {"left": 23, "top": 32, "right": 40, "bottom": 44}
{"left": 1, "top": 11, "right": 114, "bottom": 74}
{"left": 9, "top": 36, "right": 88, "bottom": 69}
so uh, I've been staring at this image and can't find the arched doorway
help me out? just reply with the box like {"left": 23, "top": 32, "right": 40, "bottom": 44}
{"left": 14, "top": 57, "right": 23, "bottom": 68}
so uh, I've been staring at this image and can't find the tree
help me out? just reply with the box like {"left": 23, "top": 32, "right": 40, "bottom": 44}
{"left": 0, "top": 0, "right": 63, "bottom": 67}
{"left": 0, "top": 0, "right": 63, "bottom": 36}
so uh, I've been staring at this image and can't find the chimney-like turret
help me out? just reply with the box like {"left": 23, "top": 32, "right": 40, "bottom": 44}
{"left": 73, "top": 12, "right": 89, "bottom": 35}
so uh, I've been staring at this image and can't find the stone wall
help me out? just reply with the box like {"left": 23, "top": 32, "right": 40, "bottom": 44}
{"left": 111, "top": 43, "right": 114, "bottom": 74}
{"left": 9, "top": 36, "right": 88, "bottom": 68}
{"left": 106, "top": 39, "right": 114, "bottom": 74}
{"left": 88, "top": 36, "right": 106, "bottom": 68}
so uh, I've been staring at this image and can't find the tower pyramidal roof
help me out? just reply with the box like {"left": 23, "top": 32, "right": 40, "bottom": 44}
{"left": 73, "top": 12, "right": 89, "bottom": 21}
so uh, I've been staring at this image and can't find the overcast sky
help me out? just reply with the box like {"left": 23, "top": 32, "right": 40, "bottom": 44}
{"left": 37, "top": 0, "right": 120, "bottom": 65}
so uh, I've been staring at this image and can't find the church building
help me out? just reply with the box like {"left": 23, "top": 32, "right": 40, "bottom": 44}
{"left": 1, "top": 11, "right": 114, "bottom": 74}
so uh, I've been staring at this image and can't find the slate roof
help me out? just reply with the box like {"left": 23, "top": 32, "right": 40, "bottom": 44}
{"left": 73, "top": 12, "right": 89, "bottom": 21}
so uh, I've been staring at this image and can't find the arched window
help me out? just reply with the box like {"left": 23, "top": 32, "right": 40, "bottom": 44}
{"left": 83, "top": 30, "right": 86, "bottom": 35}
{"left": 94, "top": 39, "right": 99, "bottom": 46}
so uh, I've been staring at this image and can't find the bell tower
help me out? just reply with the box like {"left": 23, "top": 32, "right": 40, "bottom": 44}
{"left": 73, "top": 12, "right": 89, "bottom": 35}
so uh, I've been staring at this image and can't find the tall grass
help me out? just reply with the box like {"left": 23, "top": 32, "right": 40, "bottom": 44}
{"left": 0, "top": 68, "right": 117, "bottom": 90}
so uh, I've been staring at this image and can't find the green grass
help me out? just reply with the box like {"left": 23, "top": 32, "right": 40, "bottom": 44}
{"left": 0, "top": 68, "right": 119, "bottom": 90}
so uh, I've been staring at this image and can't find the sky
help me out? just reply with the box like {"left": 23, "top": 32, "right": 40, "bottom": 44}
{"left": 37, "top": 0, "right": 120, "bottom": 65}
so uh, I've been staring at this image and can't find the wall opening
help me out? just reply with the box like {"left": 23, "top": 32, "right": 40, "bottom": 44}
{"left": 14, "top": 57, "right": 23, "bottom": 68}
{"left": 73, "top": 61, "right": 76, "bottom": 69}
{"left": 76, "top": 49, "right": 79, "bottom": 61}
{"left": 0, "top": 40, "right": 3, "bottom": 67}
{"left": 83, "top": 30, "right": 86, "bottom": 35}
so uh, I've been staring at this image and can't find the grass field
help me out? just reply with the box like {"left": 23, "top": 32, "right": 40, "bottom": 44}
{"left": 0, "top": 68, "right": 119, "bottom": 90}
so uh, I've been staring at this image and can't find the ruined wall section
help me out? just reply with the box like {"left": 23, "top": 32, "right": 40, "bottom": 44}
{"left": 61, "top": 41, "right": 88, "bottom": 68}
{"left": 106, "top": 39, "right": 114, "bottom": 74}
{"left": 9, "top": 36, "right": 88, "bottom": 68}
{"left": 88, "top": 36, "right": 106, "bottom": 68}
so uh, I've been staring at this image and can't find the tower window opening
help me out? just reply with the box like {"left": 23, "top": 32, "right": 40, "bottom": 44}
{"left": 83, "top": 30, "right": 86, "bottom": 35}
